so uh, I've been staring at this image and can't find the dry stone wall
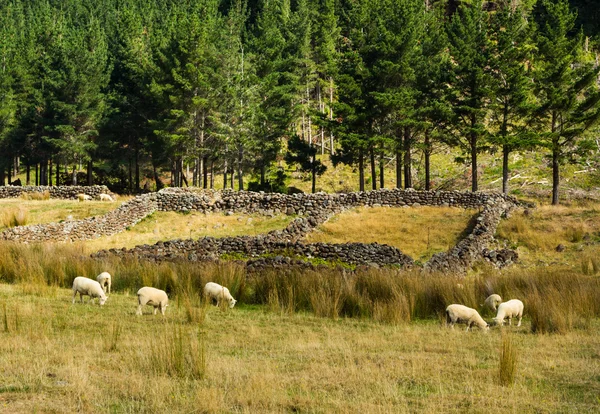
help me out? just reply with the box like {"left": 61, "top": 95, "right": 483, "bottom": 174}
{"left": 0, "top": 186, "right": 520, "bottom": 271}
{"left": 0, "top": 185, "right": 112, "bottom": 199}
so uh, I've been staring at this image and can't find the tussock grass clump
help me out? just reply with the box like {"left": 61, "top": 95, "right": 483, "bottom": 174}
{"left": 105, "top": 322, "right": 122, "bottom": 352}
{"left": 498, "top": 333, "right": 518, "bottom": 386}
{"left": 20, "top": 190, "right": 50, "bottom": 201}
{"left": 1, "top": 208, "right": 28, "bottom": 228}
{"left": 2, "top": 303, "right": 20, "bottom": 333}
{"left": 147, "top": 324, "right": 206, "bottom": 380}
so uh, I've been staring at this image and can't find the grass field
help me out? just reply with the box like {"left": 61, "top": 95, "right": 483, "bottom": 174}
{"left": 0, "top": 195, "right": 599, "bottom": 412}
{"left": 0, "top": 281, "right": 598, "bottom": 413}
{"left": 305, "top": 206, "right": 477, "bottom": 262}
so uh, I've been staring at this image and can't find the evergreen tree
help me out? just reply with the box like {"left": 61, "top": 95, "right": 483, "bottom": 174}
{"left": 446, "top": 0, "right": 493, "bottom": 192}
{"left": 533, "top": 0, "right": 600, "bottom": 205}
{"left": 285, "top": 134, "right": 326, "bottom": 193}
{"left": 488, "top": 0, "right": 536, "bottom": 195}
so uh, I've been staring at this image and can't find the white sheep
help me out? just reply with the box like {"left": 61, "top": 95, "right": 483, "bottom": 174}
{"left": 72, "top": 277, "right": 107, "bottom": 306}
{"left": 483, "top": 294, "right": 503, "bottom": 312}
{"left": 203, "top": 282, "right": 237, "bottom": 308}
{"left": 96, "top": 272, "right": 112, "bottom": 294}
{"left": 77, "top": 193, "right": 92, "bottom": 202}
{"left": 445, "top": 304, "right": 489, "bottom": 332}
{"left": 136, "top": 287, "right": 169, "bottom": 316}
{"left": 99, "top": 193, "right": 114, "bottom": 202}
{"left": 492, "top": 299, "right": 524, "bottom": 327}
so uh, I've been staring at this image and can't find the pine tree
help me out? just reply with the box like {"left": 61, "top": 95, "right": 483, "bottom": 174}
{"left": 446, "top": 0, "right": 493, "bottom": 192}
{"left": 488, "top": 0, "right": 536, "bottom": 195}
{"left": 533, "top": 0, "right": 600, "bottom": 205}
{"left": 285, "top": 134, "right": 326, "bottom": 193}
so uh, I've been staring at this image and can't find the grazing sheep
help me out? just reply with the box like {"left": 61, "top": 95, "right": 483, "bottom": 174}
{"left": 445, "top": 304, "right": 489, "bottom": 332}
{"left": 72, "top": 277, "right": 107, "bottom": 306}
{"left": 136, "top": 287, "right": 169, "bottom": 316}
{"left": 99, "top": 193, "right": 114, "bottom": 202}
{"left": 77, "top": 193, "right": 92, "bottom": 202}
{"left": 203, "top": 282, "right": 237, "bottom": 308}
{"left": 96, "top": 272, "right": 112, "bottom": 294}
{"left": 492, "top": 299, "right": 524, "bottom": 327}
{"left": 483, "top": 294, "right": 503, "bottom": 312}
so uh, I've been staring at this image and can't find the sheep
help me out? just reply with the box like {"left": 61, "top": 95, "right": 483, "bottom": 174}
{"left": 492, "top": 299, "right": 524, "bottom": 327}
{"left": 77, "top": 193, "right": 92, "bottom": 202}
{"left": 203, "top": 282, "right": 237, "bottom": 309}
{"left": 96, "top": 272, "right": 112, "bottom": 294}
{"left": 136, "top": 287, "right": 169, "bottom": 316}
{"left": 483, "top": 294, "right": 503, "bottom": 312}
{"left": 445, "top": 304, "right": 489, "bottom": 332}
{"left": 99, "top": 193, "right": 114, "bottom": 202}
{"left": 72, "top": 277, "right": 107, "bottom": 306}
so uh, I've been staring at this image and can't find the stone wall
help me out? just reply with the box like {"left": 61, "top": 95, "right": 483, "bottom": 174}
{"left": 0, "top": 185, "right": 112, "bottom": 199}
{"left": 0, "top": 186, "right": 520, "bottom": 272}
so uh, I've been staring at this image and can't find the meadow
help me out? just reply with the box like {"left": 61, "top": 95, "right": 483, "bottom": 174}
{"left": 0, "top": 196, "right": 599, "bottom": 412}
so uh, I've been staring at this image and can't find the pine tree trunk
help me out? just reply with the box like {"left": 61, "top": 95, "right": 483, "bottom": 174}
{"left": 425, "top": 130, "right": 431, "bottom": 191}
{"left": 72, "top": 165, "right": 77, "bottom": 186}
{"left": 210, "top": 160, "right": 214, "bottom": 189}
{"left": 35, "top": 163, "right": 39, "bottom": 186}
{"left": 552, "top": 142, "right": 560, "bottom": 206}
{"left": 379, "top": 148, "right": 384, "bottom": 189}
{"left": 358, "top": 149, "right": 365, "bottom": 192}
{"left": 26, "top": 164, "right": 31, "bottom": 185}
{"left": 403, "top": 128, "right": 412, "bottom": 189}
{"left": 203, "top": 156, "right": 208, "bottom": 189}
{"left": 502, "top": 145, "right": 509, "bottom": 195}
{"left": 396, "top": 148, "right": 402, "bottom": 189}
{"left": 311, "top": 161, "right": 316, "bottom": 194}
{"left": 223, "top": 159, "right": 228, "bottom": 189}
{"left": 0, "top": 168, "right": 4, "bottom": 186}
{"left": 230, "top": 160, "right": 234, "bottom": 189}
{"left": 128, "top": 156, "right": 133, "bottom": 193}
{"left": 370, "top": 146, "right": 376, "bottom": 190}
{"left": 237, "top": 150, "right": 243, "bottom": 191}
{"left": 55, "top": 159, "right": 60, "bottom": 186}
{"left": 49, "top": 160, "right": 53, "bottom": 186}
{"left": 470, "top": 123, "right": 478, "bottom": 192}
{"left": 329, "top": 77, "right": 335, "bottom": 156}
{"left": 87, "top": 159, "right": 93, "bottom": 186}
{"left": 135, "top": 149, "right": 140, "bottom": 193}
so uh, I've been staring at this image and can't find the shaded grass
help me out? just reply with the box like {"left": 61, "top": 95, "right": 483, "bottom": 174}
{"left": 305, "top": 206, "right": 477, "bottom": 261}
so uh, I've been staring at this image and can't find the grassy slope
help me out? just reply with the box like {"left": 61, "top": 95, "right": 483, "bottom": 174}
{"left": 0, "top": 284, "right": 598, "bottom": 413}
{"left": 305, "top": 206, "right": 477, "bottom": 262}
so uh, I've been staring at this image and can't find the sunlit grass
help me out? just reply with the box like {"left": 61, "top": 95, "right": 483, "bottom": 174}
{"left": 0, "top": 198, "right": 127, "bottom": 231}
{"left": 83, "top": 211, "right": 294, "bottom": 252}
{"left": 305, "top": 206, "right": 477, "bottom": 261}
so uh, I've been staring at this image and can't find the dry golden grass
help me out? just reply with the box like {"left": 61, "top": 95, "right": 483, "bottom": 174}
{"left": 0, "top": 198, "right": 127, "bottom": 231}
{"left": 305, "top": 206, "right": 477, "bottom": 261}
{"left": 496, "top": 204, "right": 600, "bottom": 267}
{"left": 0, "top": 283, "right": 598, "bottom": 413}
{"left": 83, "top": 211, "right": 294, "bottom": 252}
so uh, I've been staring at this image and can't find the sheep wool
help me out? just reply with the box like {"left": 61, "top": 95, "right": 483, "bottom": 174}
{"left": 72, "top": 277, "right": 107, "bottom": 306}
{"left": 203, "top": 282, "right": 237, "bottom": 309}
{"left": 493, "top": 299, "right": 524, "bottom": 327}
{"left": 137, "top": 287, "right": 169, "bottom": 316}
{"left": 445, "top": 304, "right": 489, "bottom": 332}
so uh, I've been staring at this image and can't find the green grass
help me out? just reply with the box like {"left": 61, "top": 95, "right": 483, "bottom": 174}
{"left": 0, "top": 283, "right": 598, "bottom": 413}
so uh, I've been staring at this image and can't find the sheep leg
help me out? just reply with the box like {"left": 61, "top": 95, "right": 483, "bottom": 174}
{"left": 136, "top": 304, "right": 143, "bottom": 316}
{"left": 508, "top": 317, "right": 512, "bottom": 326}
{"left": 108, "top": 281, "right": 111, "bottom": 295}
{"left": 72, "top": 290, "right": 77, "bottom": 304}
{"left": 153, "top": 307, "right": 158, "bottom": 315}
{"left": 160, "top": 305, "right": 165, "bottom": 316}
{"left": 517, "top": 316, "right": 522, "bottom": 327}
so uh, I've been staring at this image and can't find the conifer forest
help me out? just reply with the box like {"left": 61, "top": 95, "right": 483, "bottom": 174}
{"left": 0, "top": 0, "right": 599, "bottom": 204}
